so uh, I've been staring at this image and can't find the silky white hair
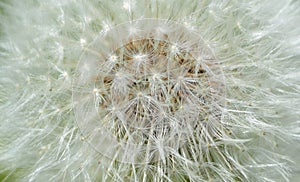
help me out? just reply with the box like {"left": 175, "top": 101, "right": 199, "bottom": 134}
{"left": 0, "top": 0, "right": 299, "bottom": 181}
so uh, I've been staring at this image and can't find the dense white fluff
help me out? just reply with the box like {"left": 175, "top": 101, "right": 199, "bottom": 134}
{"left": 0, "top": 0, "right": 299, "bottom": 181}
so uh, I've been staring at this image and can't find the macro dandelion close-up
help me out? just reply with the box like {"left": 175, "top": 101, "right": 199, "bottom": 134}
{"left": 0, "top": 0, "right": 300, "bottom": 181}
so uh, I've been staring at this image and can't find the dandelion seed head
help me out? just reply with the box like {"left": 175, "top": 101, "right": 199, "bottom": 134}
{"left": 73, "top": 20, "right": 226, "bottom": 169}
{"left": 1, "top": 0, "right": 300, "bottom": 181}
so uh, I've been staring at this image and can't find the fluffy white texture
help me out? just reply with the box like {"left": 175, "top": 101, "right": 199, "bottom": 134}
{"left": 0, "top": 0, "right": 299, "bottom": 181}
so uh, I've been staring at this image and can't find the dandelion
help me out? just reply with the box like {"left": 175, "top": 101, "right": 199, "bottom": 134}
{"left": 0, "top": 0, "right": 300, "bottom": 181}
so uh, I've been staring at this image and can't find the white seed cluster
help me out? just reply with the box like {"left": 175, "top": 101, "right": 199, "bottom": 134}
{"left": 95, "top": 39, "right": 222, "bottom": 129}
{"left": 73, "top": 19, "right": 235, "bottom": 179}
{"left": 1, "top": 0, "right": 299, "bottom": 182}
